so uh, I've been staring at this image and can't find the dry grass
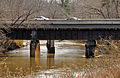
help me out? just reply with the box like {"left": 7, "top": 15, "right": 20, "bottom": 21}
{"left": 79, "top": 39, "right": 120, "bottom": 78}
{"left": 52, "top": 39, "right": 120, "bottom": 78}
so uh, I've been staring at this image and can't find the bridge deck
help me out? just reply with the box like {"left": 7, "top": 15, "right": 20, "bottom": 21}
{"left": 0, "top": 20, "right": 120, "bottom": 29}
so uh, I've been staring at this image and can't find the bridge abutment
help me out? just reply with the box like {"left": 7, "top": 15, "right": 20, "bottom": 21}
{"left": 30, "top": 40, "right": 40, "bottom": 57}
{"left": 46, "top": 40, "right": 55, "bottom": 54}
{"left": 85, "top": 40, "right": 96, "bottom": 58}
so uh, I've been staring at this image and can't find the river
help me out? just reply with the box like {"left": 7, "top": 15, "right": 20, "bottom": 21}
{"left": 0, "top": 40, "right": 118, "bottom": 78}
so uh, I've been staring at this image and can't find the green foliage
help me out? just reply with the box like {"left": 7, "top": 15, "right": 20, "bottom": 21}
{"left": 61, "top": 0, "right": 64, "bottom": 7}
{"left": 101, "top": 0, "right": 110, "bottom": 7}
{"left": 101, "top": 0, "right": 116, "bottom": 7}
{"left": 60, "top": 0, "right": 71, "bottom": 15}
{"left": 112, "top": 0, "right": 115, "bottom": 2}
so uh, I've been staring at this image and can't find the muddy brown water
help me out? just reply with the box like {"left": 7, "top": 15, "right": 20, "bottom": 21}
{"left": 0, "top": 40, "right": 115, "bottom": 78}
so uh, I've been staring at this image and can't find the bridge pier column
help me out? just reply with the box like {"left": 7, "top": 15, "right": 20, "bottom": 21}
{"left": 46, "top": 40, "right": 55, "bottom": 54}
{"left": 30, "top": 40, "right": 40, "bottom": 57}
{"left": 85, "top": 40, "right": 96, "bottom": 58}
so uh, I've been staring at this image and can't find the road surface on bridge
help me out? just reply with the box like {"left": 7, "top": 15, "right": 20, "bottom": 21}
{"left": 0, "top": 20, "right": 120, "bottom": 29}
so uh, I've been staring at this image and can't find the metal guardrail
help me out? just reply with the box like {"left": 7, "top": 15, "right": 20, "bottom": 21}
{"left": 0, "top": 20, "right": 120, "bottom": 29}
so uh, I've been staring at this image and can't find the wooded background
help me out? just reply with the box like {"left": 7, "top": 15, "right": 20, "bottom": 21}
{"left": 0, "top": 0, "right": 120, "bottom": 20}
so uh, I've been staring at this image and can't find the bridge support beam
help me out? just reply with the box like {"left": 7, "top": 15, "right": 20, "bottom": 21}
{"left": 30, "top": 40, "right": 40, "bottom": 57}
{"left": 85, "top": 40, "right": 96, "bottom": 58}
{"left": 46, "top": 40, "right": 55, "bottom": 54}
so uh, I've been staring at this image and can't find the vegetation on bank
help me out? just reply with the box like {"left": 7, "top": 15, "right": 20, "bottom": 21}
{"left": 0, "top": 40, "right": 23, "bottom": 53}
{"left": 49, "top": 39, "right": 120, "bottom": 78}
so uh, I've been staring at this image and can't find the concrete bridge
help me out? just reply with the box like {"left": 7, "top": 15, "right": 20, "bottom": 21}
{"left": 1, "top": 20, "right": 120, "bottom": 58}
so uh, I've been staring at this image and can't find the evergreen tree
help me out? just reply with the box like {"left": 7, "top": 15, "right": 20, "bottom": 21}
{"left": 61, "top": 0, "right": 71, "bottom": 15}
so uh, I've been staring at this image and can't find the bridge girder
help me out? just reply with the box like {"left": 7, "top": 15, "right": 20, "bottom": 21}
{"left": 5, "top": 28, "right": 120, "bottom": 40}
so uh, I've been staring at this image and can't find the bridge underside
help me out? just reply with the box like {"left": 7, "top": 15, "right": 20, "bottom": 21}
{"left": 4, "top": 28, "right": 120, "bottom": 40}
{"left": 6, "top": 28, "right": 120, "bottom": 40}
{"left": 4, "top": 28, "right": 120, "bottom": 58}
{"left": 5, "top": 28, "right": 120, "bottom": 40}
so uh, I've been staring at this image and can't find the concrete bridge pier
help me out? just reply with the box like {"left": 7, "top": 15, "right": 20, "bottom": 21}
{"left": 46, "top": 40, "right": 55, "bottom": 54}
{"left": 47, "top": 54, "right": 54, "bottom": 69}
{"left": 85, "top": 40, "right": 96, "bottom": 58}
{"left": 30, "top": 40, "right": 40, "bottom": 57}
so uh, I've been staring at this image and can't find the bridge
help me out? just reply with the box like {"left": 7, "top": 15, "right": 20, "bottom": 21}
{"left": 1, "top": 20, "right": 120, "bottom": 58}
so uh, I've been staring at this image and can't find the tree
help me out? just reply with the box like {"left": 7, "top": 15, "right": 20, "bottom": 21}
{"left": 101, "top": 0, "right": 120, "bottom": 18}
{"left": 87, "top": 0, "right": 120, "bottom": 19}
{"left": 60, "top": 0, "right": 71, "bottom": 15}
{"left": 0, "top": 0, "right": 44, "bottom": 52}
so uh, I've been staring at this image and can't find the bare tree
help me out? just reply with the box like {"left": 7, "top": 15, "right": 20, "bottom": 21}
{"left": 85, "top": 0, "right": 120, "bottom": 19}
{"left": 0, "top": 0, "right": 45, "bottom": 52}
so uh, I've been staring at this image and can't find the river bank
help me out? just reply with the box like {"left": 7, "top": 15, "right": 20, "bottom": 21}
{"left": 0, "top": 40, "right": 23, "bottom": 53}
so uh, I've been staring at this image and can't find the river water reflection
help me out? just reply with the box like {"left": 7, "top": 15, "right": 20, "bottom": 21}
{"left": 0, "top": 40, "right": 112, "bottom": 78}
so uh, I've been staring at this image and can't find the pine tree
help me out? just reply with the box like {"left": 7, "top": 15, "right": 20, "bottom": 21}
{"left": 61, "top": 0, "right": 71, "bottom": 15}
